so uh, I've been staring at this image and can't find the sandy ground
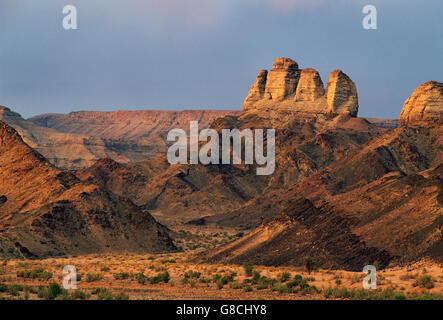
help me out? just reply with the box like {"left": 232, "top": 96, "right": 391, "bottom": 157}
{"left": 1, "top": 252, "right": 442, "bottom": 300}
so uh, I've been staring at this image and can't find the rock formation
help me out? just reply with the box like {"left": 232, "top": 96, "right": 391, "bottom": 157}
{"left": 325, "top": 70, "right": 359, "bottom": 116}
{"left": 243, "top": 69, "right": 268, "bottom": 104}
{"left": 399, "top": 81, "right": 443, "bottom": 127}
{"left": 243, "top": 58, "right": 358, "bottom": 116}
{"left": 263, "top": 57, "right": 300, "bottom": 101}
{"left": 295, "top": 68, "right": 325, "bottom": 102}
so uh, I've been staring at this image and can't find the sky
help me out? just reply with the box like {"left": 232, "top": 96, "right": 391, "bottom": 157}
{"left": 0, "top": 0, "right": 442, "bottom": 119}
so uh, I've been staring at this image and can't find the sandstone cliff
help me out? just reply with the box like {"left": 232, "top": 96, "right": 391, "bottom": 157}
{"left": 326, "top": 70, "right": 359, "bottom": 116}
{"left": 243, "top": 57, "right": 358, "bottom": 117}
{"left": 399, "top": 81, "right": 443, "bottom": 127}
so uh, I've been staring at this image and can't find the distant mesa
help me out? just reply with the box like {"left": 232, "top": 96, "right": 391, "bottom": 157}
{"left": 243, "top": 57, "right": 359, "bottom": 117}
{"left": 399, "top": 81, "right": 443, "bottom": 127}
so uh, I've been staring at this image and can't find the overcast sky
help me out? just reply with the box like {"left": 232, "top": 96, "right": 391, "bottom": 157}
{"left": 0, "top": 0, "right": 441, "bottom": 118}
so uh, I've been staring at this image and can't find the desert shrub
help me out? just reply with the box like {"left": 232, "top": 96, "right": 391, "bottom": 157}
{"left": 100, "top": 266, "right": 110, "bottom": 272}
{"left": 221, "top": 273, "right": 236, "bottom": 285}
{"left": 149, "top": 271, "right": 170, "bottom": 284}
{"left": 7, "top": 284, "right": 23, "bottom": 296}
{"left": 95, "top": 288, "right": 114, "bottom": 300}
{"left": 243, "top": 264, "right": 253, "bottom": 277}
{"left": 301, "top": 285, "right": 319, "bottom": 295}
{"left": 86, "top": 273, "right": 103, "bottom": 282}
{"left": 136, "top": 273, "right": 148, "bottom": 285}
{"left": 253, "top": 276, "right": 274, "bottom": 289}
{"left": 0, "top": 283, "right": 7, "bottom": 292}
{"left": 279, "top": 272, "right": 291, "bottom": 283}
{"left": 184, "top": 271, "right": 201, "bottom": 279}
{"left": 394, "top": 293, "right": 407, "bottom": 300}
{"left": 71, "top": 290, "right": 90, "bottom": 300}
{"left": 252, "top": 271, "right": 261, "bottom": 282}
{"left": 114, "top": 292, "right": 129, "bottom": 300}
{"left": 332, "top": 287, "right": 351, "bottom": 299}
{"left": 287, "top": 275, "right": 303, "bottom": 288}
{"left": 271, "top": 282, "right": 291, "bottom": 294}
{"left": 243, "top": 285, "right": 252, "bottom": 292}
{"left": 38, "top": 283, "right": 63, "bottom": 300}
{"left": 414, "top": 275, "right": 434, "bottom": 289}
{"left": 229, "top": 282, "right": 244, "bottom": 290}
{"left": 324, "top": 287, "right": 333, "bottom": 298}
{"left": 113, "top": 272, "right": 130, "bottom": 280}
{"left": 216, "top": 279, "right": 224, "bottom": 290}
{"left": 199, "top": 277, "right": 211, "bottom": 284}
{"left": 17, "top": 268, "right": 52, "bottom": 281}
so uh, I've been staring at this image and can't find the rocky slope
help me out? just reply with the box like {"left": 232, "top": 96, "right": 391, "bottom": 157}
{"left": 198, "top": 80, "right": 443, "bottom": 269}
{"left": 0, "top": 120, "right": 175, "bottom": 259}
{"left": 0, "top": 106, "right": 130, "bottom": 170}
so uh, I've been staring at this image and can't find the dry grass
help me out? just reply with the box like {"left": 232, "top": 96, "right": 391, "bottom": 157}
{"left": 0, "top": 254, "right": 442, "bottom": 300}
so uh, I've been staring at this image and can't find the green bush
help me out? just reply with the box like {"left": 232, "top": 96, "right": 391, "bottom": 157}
{"left": 71, "top": 290, "right": 90, "bottom": 300}
{"left": 7, "top": 284, "right": 24, "bottom": 296}
{"left": 279, "top": 272, "right": 291, "bottom": 283}
{"left": 114, "top": 292, "right": 129, "bottom": 300}
{"left": 184, "top": 271, "right": 201, "bottom": 279}
{"left": 113, "top": 272, "right": 130, "bottom": 280}
{"left": 17, "top": 268, "right": 52, "bottom": 281}
{"left": 38, "top": 283, "right": 63, "bottom": 300}
{"left": 414, "top": 276, "right": 434, "bottom": 289}
{"left": 149, "top": 271, "right": 170, "bottom": 284}
{"left": 243, "top": 264, "right": 253, "bottom": 277}
{"left": 136, "top": 273, "right": 148, "bottom": 285}
{"left": 96, "top": 288, "right": 114, "bottom": 300}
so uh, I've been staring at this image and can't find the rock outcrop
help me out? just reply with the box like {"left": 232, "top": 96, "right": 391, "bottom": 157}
{"left": 243, "top": 70, "right": 268, "bottom": 104}
{"left": 399, "top": 81, "right": 443, "bottom": 127}
{"left": 325, "top": 70, "right": 359, "bottom": 116}
{"left": 263, "top": 57, "right": 300, "bottom": 101}
{"left": 295, "top": 68, "right": 325, "bottom": 102}
{"left": 243, "top": 58, "right": 358, "bottom": 117}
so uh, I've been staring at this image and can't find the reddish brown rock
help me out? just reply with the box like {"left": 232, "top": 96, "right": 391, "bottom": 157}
{"left": 399, "top": 81, "right": 443, "bottom": 127}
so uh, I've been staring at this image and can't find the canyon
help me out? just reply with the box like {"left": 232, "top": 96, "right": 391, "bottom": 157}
{"left": 0, "top": 57, "right": 442, "bottom": 272}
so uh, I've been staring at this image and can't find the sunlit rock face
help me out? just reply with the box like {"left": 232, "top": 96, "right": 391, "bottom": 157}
{"left": 399, "top": 81, "right": 443, "bottom": 127}
{"left": 243, "top": 58, "right": 359, "bottom": 117}
{"left": 325, "top": 70, "right": 359, "bottom": 117}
